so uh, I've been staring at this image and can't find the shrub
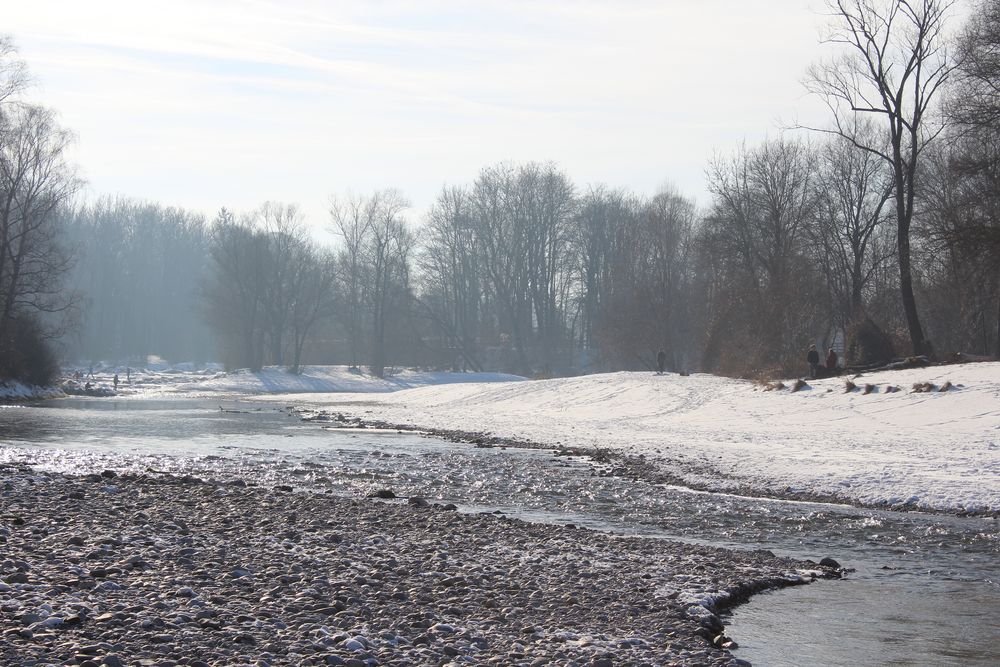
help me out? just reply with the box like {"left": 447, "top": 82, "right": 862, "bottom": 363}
{"left": 0, "top": 316, "right": 60, "bottom": 386}
{"left": 846, "top": 317, "right": 895, "bottom": 366}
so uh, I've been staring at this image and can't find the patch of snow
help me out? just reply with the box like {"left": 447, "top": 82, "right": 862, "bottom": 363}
{"left": 296, "top": 362, "right": 1000, "bottom": 515}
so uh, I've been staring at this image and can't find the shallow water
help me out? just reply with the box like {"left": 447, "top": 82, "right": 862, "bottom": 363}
{"left": 0, "top": 396, "right": 997, "bottom": 665}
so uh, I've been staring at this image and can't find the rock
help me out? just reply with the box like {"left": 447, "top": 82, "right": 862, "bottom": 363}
{"left": 101, "top": 470, "right": 118, "bottom": 479}
{"left": 407, "top": 497, "right": 430, "bottom": 508}
{"left": 369, "top": 489, "right": 396, "bottom": 499}
{"left": 819, "top": 557, "right": 841, "bottom": 569}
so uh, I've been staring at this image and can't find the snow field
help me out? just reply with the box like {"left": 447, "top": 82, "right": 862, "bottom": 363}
{"left": 305, "top": 362, "right": 1000, "bottom": 514}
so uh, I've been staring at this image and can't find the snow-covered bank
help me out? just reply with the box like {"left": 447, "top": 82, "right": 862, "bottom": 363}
{"left": 301, "top": 362, "right": 1000, "bottom": 515}
{"left": 174, "top": 365, "right": 524, "bottom": 395}
{"left": 0, "top": 381, "right": 63, "bottom": 402}
{"left": 57, "top": 364, "right": 522, "bottom": 397}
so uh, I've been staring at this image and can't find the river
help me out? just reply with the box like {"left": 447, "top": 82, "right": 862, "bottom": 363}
{"left": 0, "top": 395, "right": 997, "bottom": 665}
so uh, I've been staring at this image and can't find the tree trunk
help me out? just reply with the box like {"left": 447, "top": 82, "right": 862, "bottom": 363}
{"left": 995, "top": 291, "right": 1000, "bottom": 358}
{"left": 897, "top": 220, "right": 926, "bottom": 356}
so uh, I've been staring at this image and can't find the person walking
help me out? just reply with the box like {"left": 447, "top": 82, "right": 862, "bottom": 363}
{"left": 807, "top": 344, "right": 820, "bottom": 378}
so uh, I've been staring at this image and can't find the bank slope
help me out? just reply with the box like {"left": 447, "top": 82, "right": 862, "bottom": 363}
{"left": 315, "top": 362, "right": 1000, "bottom": 514}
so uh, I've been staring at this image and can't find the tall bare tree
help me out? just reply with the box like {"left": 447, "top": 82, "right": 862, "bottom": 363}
{"left": 704, "top": 138, "right": 822, "bottom": 371}
{"left": 418, "top": 185, "right": 483, "bottom": 370}
{"left": 330, "top": 189, "right": 411, "bottom": 377}
{"left": 806, "top": 0, "right": 956, "bottom": 356}
{"left": 0, "top": 39, "right": 80, "bottom": 382}
{"left": 810, "top": 130, "right": 895, "bottom": 328}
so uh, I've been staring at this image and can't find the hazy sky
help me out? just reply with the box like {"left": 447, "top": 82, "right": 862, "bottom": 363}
{"left": 7, "top": 0, "right": 848, "bottom": 233}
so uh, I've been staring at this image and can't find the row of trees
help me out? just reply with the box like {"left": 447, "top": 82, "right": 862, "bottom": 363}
{"left": 305, "top": 0, "right": 1000, "bottom": 376}
{"left": 204, "top": 204, "right": 335, "bottom": 373}
{"left": 5, "top": 0, "right": 1000, "bottom": 383}
{"left": 61, "top": 197, "right": 213, "bottom": 363}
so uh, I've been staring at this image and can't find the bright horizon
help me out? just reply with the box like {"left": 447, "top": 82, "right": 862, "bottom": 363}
{"left": 6, "top": 0, "right": 908, "bottom": 236}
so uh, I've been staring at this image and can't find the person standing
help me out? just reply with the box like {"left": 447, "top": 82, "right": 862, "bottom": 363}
{"left": 826, "top": 348, "right": 839, "bottom": 373}
{"left": 807, "top": 344, "right": 820, "bottom": 378}
{"left": 656, "top": 350, "right": 667, "bottom": 375}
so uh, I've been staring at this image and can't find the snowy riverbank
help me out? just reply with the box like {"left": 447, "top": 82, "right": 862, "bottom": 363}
{"left": 62, "top": 363, "right": 524, "bottom": 397}
{"left": 285, "top": 361, "right": 1000, "bottom": 516}
{"left": 0, "top": 381, "right": 63, "bottom": 402}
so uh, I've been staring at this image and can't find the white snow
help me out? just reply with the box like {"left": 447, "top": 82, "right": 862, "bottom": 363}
{"left": 56, "top": 363, "right": 521, "bottom": 397}
{"left": 285, "top": 362, "right": 1000, "bottom": 515}
{"left": 174, "top": 366, "right": 523, "bottom": 395}
{"left": 0, "top": 381, "right": 63, "bottom": 401}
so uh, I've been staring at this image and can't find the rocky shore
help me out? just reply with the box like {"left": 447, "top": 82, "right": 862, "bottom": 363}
{"left": 0, "top": 466, "right": 837, "bottom": 666}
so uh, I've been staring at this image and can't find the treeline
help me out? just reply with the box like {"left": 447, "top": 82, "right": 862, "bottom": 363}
{"left": 4, "top": 0, "right": 1000, "bottom": 383}
{"left": 61, "top": 197, "right": 213, "bottom": 363}
{"left": 0, "top": 37, "right": 79, "bottom": 385}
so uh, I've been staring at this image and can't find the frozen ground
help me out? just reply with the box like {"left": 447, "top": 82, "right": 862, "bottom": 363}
{"left": 282, "top": 362, "right": 1000, "bottom": 515}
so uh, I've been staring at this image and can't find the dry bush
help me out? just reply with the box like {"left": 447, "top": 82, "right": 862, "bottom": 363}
{"left": 912, "top": 382, "right": 936, "bottom": 393}
{"left": 791, "top": 378, "right": 808, "bottom": 392}
{"left": 844, "top": 379, "right": 857, "bottom": 393}
{"left": 862, "top": 383, "right": 877, "bottom": 395}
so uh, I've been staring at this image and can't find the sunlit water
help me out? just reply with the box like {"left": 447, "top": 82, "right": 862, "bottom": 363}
{"left": 0, "top": 397, "right": 997, "bottom": 665}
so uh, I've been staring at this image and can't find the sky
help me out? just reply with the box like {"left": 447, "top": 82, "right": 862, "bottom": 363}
{"left": 6, "top": 0, "right": 883, "bottom": 236}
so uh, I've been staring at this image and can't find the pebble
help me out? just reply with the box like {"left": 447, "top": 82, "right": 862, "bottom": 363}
{"left": 0, "top": 467, "right": 834, "bottom": 665}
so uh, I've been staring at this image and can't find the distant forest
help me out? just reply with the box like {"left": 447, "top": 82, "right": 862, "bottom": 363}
{"left": 2, "top": 0, "right": 999, "bottom": 384}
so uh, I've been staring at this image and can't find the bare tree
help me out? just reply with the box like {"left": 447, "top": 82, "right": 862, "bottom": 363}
{"left": 287, "top": 245, "right": 337, "bottom": 374}
{"left": 0, "top": 39, "right": 80, "bottom": 382}
{"left": 330, "top": 189, "right": 411, "bottom": 377}
{"left": 950, "top": 0, "right": 1000, "bottom": 134}
{"left": 704, "top": 138, "right": 822, "bottom": 371}
{"left": 810, "top": 130, "right": 896, "bottom": 328}
{"left": 329, "top": 193, "right": 374, "bottom": 369}
{"left": 365, "top": 190, "right": 411, "bottom": 378}
{"left": 204, "top": 209, "right": 268, "bottom": 370}
{"left": 570, "top": 185, "right": 633, "bottom": 359}
{"left": 0, "top": 105, "right": 80, "bottom": 335}
{"left": 0, "top": 36, "right": 29, "bottom": 108}
{"left": 255, "top": 202, "right": 308, "bottom": 366}
{"left": 417, "top": 185, "right": 483, "bottom": 370}
{"left": 805, "top": 0, "right": 957, "bottom": 355}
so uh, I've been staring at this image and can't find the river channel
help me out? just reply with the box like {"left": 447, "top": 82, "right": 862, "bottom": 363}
{"left": 0, "top": 396, "right": 997, "bottom": 666}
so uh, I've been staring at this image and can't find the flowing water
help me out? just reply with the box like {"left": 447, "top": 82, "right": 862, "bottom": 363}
{"left": 0, "top": 396, "right": 997, "bottom": 665}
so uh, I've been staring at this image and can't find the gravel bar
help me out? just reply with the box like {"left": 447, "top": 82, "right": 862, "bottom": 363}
{"left": 0, "top": 466, "right": 838, "bottom": 666}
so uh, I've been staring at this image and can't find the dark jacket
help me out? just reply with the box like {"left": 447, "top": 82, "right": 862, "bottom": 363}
{"left": 807, "top": 349, "right": 820, "bottom": 364}
{"left": 826, "top": 350, "right": 838, "bottom": 369}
